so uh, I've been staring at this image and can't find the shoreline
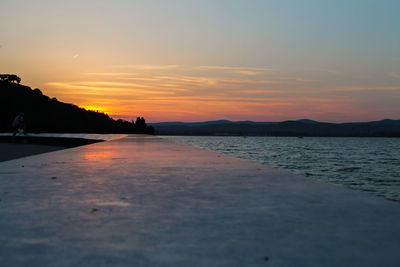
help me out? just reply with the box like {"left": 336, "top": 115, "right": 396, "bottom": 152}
{"left": 0, "top": 135, "right": 104, "bottom": 162}
{"left": 0, "top": 142, "right": 67, "bottom": 162}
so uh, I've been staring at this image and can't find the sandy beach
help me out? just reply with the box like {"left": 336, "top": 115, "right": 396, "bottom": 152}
{"left": 0, "top": 142, "right": 66, "bottom": 162}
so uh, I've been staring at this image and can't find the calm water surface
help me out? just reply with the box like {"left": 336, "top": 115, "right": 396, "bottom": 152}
{"left": 164, "top": 136, "right": 400, "bottom": 202}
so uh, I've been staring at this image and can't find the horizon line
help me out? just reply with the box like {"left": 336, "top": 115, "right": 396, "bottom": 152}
{"left": 108, "top": 116, "right": 399, "bottom": 124}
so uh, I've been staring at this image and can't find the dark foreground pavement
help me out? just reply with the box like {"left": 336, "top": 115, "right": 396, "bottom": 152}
{"left": 0, "top": 135, "right": 399, "bottom": 266}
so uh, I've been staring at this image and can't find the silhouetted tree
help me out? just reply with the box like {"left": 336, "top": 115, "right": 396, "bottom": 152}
{"left": 0, "top": 74, "right": 21, "bottom": 84}
{"left": 33, "top": 88, "right": 43, "bottom": 95}
{"left": 133, "top": 117, "right": 154, "bottom": 134}
{"left": 135, "top": 117, "right": 146, "bottom": 128}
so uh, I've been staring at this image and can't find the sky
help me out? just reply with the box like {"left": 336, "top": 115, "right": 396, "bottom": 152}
{"left": 1, "top": 0, "right": 399, "bottom": 122}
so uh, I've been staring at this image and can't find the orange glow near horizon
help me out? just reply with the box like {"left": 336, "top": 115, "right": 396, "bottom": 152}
{"left": 80, "top": 105, "right": 110, "bottom": 114}
{"left": 38, "top": 64, "right": 400, "bottom": 123}
{"left": 2, "top": 1, "right": 400, "bottom": 123}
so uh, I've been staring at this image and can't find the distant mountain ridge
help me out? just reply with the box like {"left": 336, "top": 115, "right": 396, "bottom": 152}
{"left": 150, "top": 119, "right": 400, "bottom": 137}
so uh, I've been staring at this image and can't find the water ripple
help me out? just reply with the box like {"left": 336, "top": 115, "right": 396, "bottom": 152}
{"left": 166, "top": 136, "right": 400, "bottom": 202}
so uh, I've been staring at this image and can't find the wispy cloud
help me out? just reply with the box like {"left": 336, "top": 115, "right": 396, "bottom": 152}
{"left": 294, "top": 77, "right": 320, "bottom": 83}
{"left": 338, "top": 86, "right": 400, "bottom": 92}
{"left": 46, "top": 65, "right": 325, "bottom": 107}
{"left": 45, "top": 82, "right": 179, "bottom": 95}
{"left": 234, "top": 70, "right": 260, "bottom": 76}
{"left": 111, "top": 65, "right": 179, "bottom": 70}
{"left": 152, "top": 75, "right": 295, "bottom": 86}
{"left": 198, "top": 65, "right": 275, "bottom": 76}
{"left": 107, "top": 64, "right": 275, "bottom": 75}
{"left": 85, "top": 72, "right": 138, "bottom": 76}
{"left": 198, "top": 65, "right": 274, "bottom": 72}
{"left": 46, "top": 64, "right": 387, "bottom": 122}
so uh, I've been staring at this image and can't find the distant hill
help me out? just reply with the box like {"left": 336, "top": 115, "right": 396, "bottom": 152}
{"left": 152, "top": 120, "right": 233, "bottom": 127}
{"left": 150, "top": 119, "right": 400, "bottom": 137}
{"left": 0, "top": 78, "right": 154, "bottom": 134}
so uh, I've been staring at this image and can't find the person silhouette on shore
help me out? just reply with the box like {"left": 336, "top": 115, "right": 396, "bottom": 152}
{"left": 12, "top": 112, "right": 26, "bottom": 136}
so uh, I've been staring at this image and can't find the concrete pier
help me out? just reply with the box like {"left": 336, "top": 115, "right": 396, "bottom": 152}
{"left": 0, "top": 135, "right": 399, "bottom": 266}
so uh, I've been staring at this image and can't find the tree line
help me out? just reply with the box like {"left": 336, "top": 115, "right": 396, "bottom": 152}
{"left": 0, "top": 74, "right": 154, "bottom": 134}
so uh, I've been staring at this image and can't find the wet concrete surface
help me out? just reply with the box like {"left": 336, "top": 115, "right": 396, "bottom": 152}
{"left": 0, "top": 135, "right": 399, "bottom": 266}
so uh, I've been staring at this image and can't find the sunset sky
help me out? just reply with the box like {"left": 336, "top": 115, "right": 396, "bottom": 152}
{"left": 1, "top": 0, "right": 399, "bottom": 122}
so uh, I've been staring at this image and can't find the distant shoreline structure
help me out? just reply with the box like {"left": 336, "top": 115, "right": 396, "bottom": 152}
{"left": 150, "top": 119, "right": 400, "bottom": 137}
{"left": 149, "top": 118, "right": 399, "bottom": 124}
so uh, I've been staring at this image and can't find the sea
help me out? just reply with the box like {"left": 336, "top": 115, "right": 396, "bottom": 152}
{"left": 164, "top": 136, "right": 400, "bottom": 202}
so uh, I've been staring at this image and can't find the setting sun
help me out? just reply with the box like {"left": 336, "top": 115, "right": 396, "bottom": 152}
{"left": 80, "top": 105, "right": 109, "bottom": 114}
